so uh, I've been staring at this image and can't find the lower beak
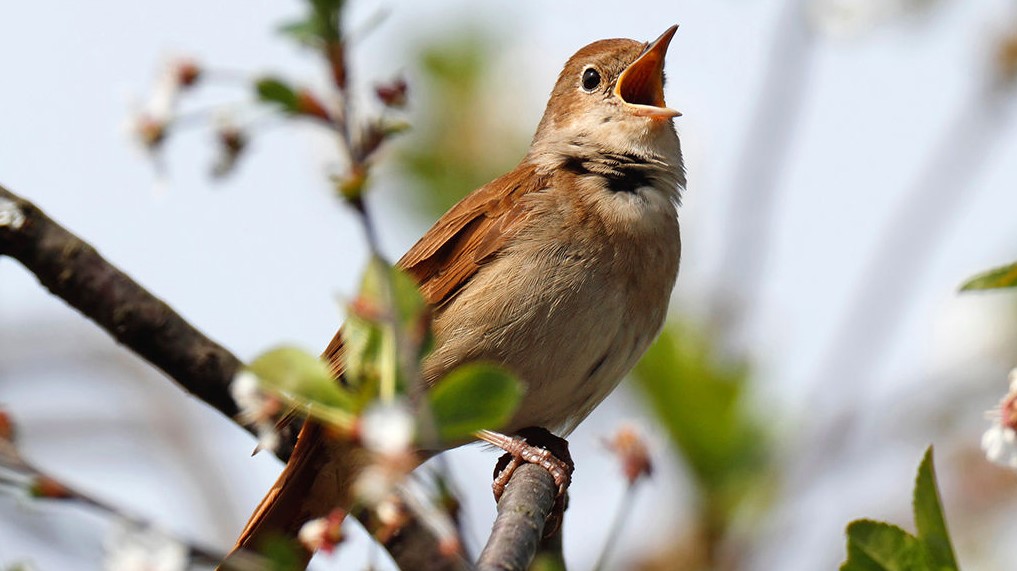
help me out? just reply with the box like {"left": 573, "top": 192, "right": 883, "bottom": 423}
{"left": 614, "top": 25, "right": 681, "bottom": 120}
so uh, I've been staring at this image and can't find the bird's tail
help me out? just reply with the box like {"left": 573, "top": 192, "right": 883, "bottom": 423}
{"left": 219, "top": 422, "right": 370, "bottom": 569}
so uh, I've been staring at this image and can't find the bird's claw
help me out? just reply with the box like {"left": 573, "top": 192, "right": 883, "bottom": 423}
{"left": 482, "top": 427, "right": 574, "bottom": 502}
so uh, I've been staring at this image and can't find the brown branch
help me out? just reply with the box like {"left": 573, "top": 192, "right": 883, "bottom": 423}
{"left": 533, "top": 516, "right": 566, "bottom": 570}
{"left": 378, "top": 515, "right": 471, "bottom": 571}
{"left": 476, "top": 463, "right": 559, "bottom": 571}
{"left": 0, "top": 184, "right": 245, "bottom": 426}
{"left": 0, "top": 183, "right": 460, "bottom": 571}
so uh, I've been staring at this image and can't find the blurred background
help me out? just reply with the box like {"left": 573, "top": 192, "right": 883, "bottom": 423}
{"left": 2, "top": 0, "right": 1017, "bottom": 569}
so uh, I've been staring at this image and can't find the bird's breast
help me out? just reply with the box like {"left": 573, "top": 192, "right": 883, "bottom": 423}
{"left": 421, "top": 180, "right": 681, "bottom": 436}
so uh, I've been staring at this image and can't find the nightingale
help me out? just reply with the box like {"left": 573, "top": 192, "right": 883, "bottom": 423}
{"left": 226, "top": 25, "right": 684, "bottom": 567}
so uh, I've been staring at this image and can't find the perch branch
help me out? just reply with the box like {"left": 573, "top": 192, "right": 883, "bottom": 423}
{"left": 476, "top": 463, "right": 559, "bottom": 571}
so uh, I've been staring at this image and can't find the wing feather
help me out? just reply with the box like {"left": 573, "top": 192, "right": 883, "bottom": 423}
{"left": 323, "top": 161, "right": 545, "bottom": 376}
{"left": 399, "top": 162, "right": 545, "bottom": 306}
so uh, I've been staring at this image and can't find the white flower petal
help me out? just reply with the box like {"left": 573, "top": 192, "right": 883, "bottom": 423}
{"left": 360, "top": 400, "right": 416, "bottom": 456}
{"left": 104, "top": 520, "right": 188, "bottom": 571}
{"left": 298, "top": 518, "right": 329, "bottom": 552}
{"left": 982, "top": 424, "right": 1017, "bottom": 469}
{"left": 353, "top": 464, "right": 397, "bottom": 506}
{"left": 230, "top": 371, "right": 262, "bottom": 410}
{"left": 255, "top": 423, "right": 280, "bottom": 453}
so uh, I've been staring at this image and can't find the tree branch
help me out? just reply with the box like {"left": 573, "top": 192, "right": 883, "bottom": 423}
{"left": 0, "top": 184, "right": 245, "bottom": 426}
{"left": 476, "top": 463, "right": 559, "bottom": 571}
{"left": 0, "top": 183, "right": 463, "bottom": 571}
{"left": 379, "top": 516, "right": 471, "bottom": 571}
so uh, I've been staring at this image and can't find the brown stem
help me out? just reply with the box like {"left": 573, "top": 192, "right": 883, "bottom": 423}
{"left": 476, "top": 463, "right": 559, "bottom": 571}
{"left": 0, "top": 184, "right": 244, "bottom": 429}
{"left": 0, "top": 438, "right": 228, "bottom": 568}
{"left": 377, "top": 515, "right": 471, "bottom": 571}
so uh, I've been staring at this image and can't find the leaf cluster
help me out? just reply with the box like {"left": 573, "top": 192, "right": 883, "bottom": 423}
{"left": 246, "top": 257, "right": 522, "bottom": 447}
{"left": 841, "top": 447, "right": 959, "bottom": 571}
{"left": 632, "top": 321, "right": 772, "bottom": 529}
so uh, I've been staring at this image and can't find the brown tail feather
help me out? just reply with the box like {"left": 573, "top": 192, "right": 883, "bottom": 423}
{"left": 220, "top": 422, "right": 370, "bottom": 569}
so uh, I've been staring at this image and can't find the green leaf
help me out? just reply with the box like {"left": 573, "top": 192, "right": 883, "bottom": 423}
{"left": 960, "top": 261, "right": 1017, "bottom": 291}
{"left": 913, "top": 447, "right": 959, "bottom": 570}
{"left": 277, "top": 0, "right": 343, "bottom": 46}
{"left": 342, "top": 300, "right": 386, "bottom": 395}
{"left": 393, "top": 29, "right": 528, "bottom": 217}
{"left": 632, "top": 322, "right": 769, "bottom": 519}
{"left": 255, "top": 77, "right": 300, "bottom": 113}
{"left": 255, "top": 533, "right": 304, "bottom": 571}
{"left": 248, "top": 346, "right": 354, "bottom": 411}
{"left": 308, "top": 0, "right": 343, "bottom": 42}
{"left": 841, "top": 520, "right": 930, "bottom": 571}
{"left": 427, "top": 363, "right": 522, "bottom": 444}
{"left": 278, "top": 17, "right": 325, "bottom": 46}
{"left": 342, "top": 257, "right": 432, "bottom": 404}
{"left": 839, "top": 448, "right": 960, "bottom": 571}
{"left": 310, "top": 0, "right": 346, "bottom": 16}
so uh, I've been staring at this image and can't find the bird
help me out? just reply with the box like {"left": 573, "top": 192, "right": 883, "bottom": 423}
{"left": 226, "top": 24, "right": 685, "bottom": 567}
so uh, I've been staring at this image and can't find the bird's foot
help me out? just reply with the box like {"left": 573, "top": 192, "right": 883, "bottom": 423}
{"left": 480, "top": 427, "right": 573, "bottom": 537}
{"left": 479, "top": 427, "right": 574, "bottom": 501}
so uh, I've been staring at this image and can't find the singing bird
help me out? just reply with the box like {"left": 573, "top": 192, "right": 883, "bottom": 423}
{"left": 228, "top": 25, "right": 685, "bottom": 565}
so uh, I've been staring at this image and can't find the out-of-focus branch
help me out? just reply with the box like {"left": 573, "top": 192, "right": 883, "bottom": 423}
{"left": 0, "top": 410, "right": 231, "bottom": 569}
{"left": 800, "top": 88, "right": 1013, "bottom": 474}
{"left": 476, "top": 463, "right": 558, "bottom": 571}
{"left": 532, "top": 521, "right": 566, "bottom": 571}
{"left": 0, "top": 184, "right": 245, "bottom": 430}
{"left": 378, "top": 516, "right": 471, "bottom": 571}
{"left": 710, "top": 0, "right": 814, "bottom": 341}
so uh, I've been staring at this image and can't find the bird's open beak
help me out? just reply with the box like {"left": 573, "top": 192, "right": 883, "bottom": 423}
{"left": 614, "top": 25, "right": 681, "bottom": 120}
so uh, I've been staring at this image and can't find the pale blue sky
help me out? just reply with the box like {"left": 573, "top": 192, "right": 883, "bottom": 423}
{"left": 3, "top": 0, "right": 1017, "bottom": 569}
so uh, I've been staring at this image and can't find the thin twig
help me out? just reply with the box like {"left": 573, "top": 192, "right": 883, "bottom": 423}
{"left": 591, "top": 483, "right": 638, "bottom": 571}
{"left": 0, "top": 426, "right": 231, "bottom": 568}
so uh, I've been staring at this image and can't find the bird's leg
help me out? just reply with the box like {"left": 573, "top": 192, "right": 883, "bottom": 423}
{"left": 478, "top": 427, "right": 574, "bottom": 501}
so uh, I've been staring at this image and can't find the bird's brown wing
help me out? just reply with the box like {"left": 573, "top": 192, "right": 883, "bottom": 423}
{"left": 227, "top": 162, "right": 547, "bottom": 567}
{"left": 398, "top": 162, "right": 546, "bottom": 305}
{"left": 322, "top": 161, "right": 546, "bottom": 373}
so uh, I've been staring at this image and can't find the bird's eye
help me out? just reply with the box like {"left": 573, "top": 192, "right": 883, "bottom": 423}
{"left": 581, "top": 67, "right": 601, "bottom": 92}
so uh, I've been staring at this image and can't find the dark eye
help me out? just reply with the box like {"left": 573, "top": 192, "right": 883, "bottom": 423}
{"left": 581, "top": 67, "right": 601, "bottom": 92}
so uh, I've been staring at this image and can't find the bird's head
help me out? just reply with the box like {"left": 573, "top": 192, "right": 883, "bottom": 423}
{"left": 529, "top": 25, "right": 681, "bottom": 166}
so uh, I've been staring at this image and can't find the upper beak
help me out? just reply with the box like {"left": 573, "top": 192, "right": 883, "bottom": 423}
{"left": 614, "top": 25, "right": 681, "bottom": 120}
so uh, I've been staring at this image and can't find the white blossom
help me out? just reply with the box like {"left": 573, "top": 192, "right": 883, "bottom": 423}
{"left": 0, "top": 197, "right": 26, "bottom": 230}
{"left": 982, "top": 368, "right": 1017, "bottom": 469}
{"left": 230, "top": 371, "right": 280, "bottom": 453}
{"left": 230, "top": 371, "right": 262, "bottom": 414}
{"left": 353, "top": 463, "right": 401, "bottom": 507}
{"left": 982, "top": 424, "right": 1017, "bottom": 469}
{"left": 360, "top": 400, "right": 416, "bottom": 456}
{"left": 103, "top": 520, "right": 187, "bottom": 571}
{"left": 297, "top": 509, "right": 344, "bottom": 554}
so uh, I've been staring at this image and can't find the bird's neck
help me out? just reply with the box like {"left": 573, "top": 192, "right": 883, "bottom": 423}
{"left": 524, "top": 125, "right": 685, "bottom": 202}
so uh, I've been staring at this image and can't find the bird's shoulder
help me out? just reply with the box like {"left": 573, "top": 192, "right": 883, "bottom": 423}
{"left": 398, "top": 161, "right": 551, "bottom": 305}
{"left": 323, "top": 161, "right": 550, "bottom": 378}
